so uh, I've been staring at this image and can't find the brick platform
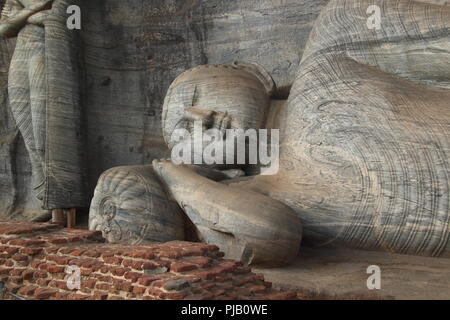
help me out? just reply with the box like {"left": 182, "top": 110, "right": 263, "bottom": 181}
{"left": 0, "top": 221, "right": 297, "bottom": 300}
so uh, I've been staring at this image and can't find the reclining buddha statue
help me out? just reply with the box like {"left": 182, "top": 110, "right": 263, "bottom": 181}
{"left": 90, "top": 0, "right": 450, "bottom": 267}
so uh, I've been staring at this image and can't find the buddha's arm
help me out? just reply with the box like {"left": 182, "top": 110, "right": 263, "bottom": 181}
{"left": 0, "top": 0, "right": 53, "bottom": 37}
{"left": 152, "top": 159, "right": 302, "bottom": 267}
{"left": 27, "top": 9, "right": 52, "bottom": 26}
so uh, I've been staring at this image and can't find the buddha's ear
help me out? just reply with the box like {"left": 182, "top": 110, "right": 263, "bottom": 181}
{"left": 232, "top": 61, "right": 276, "bottom": 96}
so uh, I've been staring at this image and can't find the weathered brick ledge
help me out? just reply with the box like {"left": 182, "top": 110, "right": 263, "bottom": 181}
{"left": 0, "top": 221, "right": 297, "bottom": 300}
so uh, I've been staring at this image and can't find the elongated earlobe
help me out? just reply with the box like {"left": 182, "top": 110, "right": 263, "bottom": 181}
{"left": 232, "top": 61, "right": 276, "bottom": 96}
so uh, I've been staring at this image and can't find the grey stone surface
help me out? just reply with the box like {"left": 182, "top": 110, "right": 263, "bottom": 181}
{"left": 0, "top": 0, "right": 328, "bottom": 219}
{"left": 256, "top": 247, "right": 450, "bottom": 299}
{"left": 88, "top": 0, "right": 450, "bottom": 267}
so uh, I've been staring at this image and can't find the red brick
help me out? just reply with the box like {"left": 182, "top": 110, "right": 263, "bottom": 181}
{"left": 101, "top": 251, "right": 115, "bottom": 258}
{"left": 5, "top": 247, "right": 20, "bottom": 255}
{"left": 112, "top": 267, "right": 129, "bottom": 276}
{"left": 212, "top": 289, "right": 227, "bottom": 297}
{"left": 201, "top": 282, "right": 216, "bottom": 290}
{"left": 113, "top": 280, "right": 132, "bottom": 292}
{"left": 43, "top": 247, "right": 60, "bottom": 254}
{"left": 49, "top": 280, "right": 68, "bottom": 290}
{"left": 19, "top": 247, "right": 43, "bottom": 256}
{"left": 142, "top": 262, "right": 157, "bottom": 270}
{"left": 9, "top": 276, "right": 23, "bottom": 284}
{"left": 70, "top": 249, "right": 87, "bottom": 256}
{"left": 122, "top": 259, "right": 134, "bottom": 268}
{"left": 9, "top": 268, "right": 24, "bottom": 277}
{"left": 47, "top": 265, "right": 65, "bottom": 273}
{"left": 233, "top": 275, "right": 257, "bottom": 287}
{"left": 184, "top": 257, "right": 212, "bottom": 268}
{"left": 215, "top": 275, "right": 232, "bottom": 283}
{"left": 8, "top": 239, "right": 45, "bottom": 246}
{"left": 80, "top": 287, "right": 92, "bottom": 294}
{"left": 34, "top": 270, "right": 48, "bottom": 278}
{"left": 55, "top": 292, "right": 69, "bottom": 300}
{"left": 12, "top": 253, "right": 28, "bottom": 261}
{"left": 171, "top": 262, "right": 197, "bottom": 273}
{"left": 83, "top": 250, "right": 100, "bottom": 258}
{"left": 125, "top": 251, "right": 154, "bottom": 259}
{"left": 15, "top": 260, "right": 29, "bottom": 267}
{"left": 248, "top": 285, "right": 269, "bottom": 294}
{"left": 5, "top": 283, "right": 21, "bottom": 294}
{"left": 131, "top": 261, "right": 144, "bottom": 270}
{"left": 158, "top": 248, "right": 183, "bottom": 259}
{"left": 38, "top": 263, "right": 50, "bottom": 270}
{"left": 160, "top": 291, "right": 188, "bottom": 300}
{"left": 81, "top": 268, "right": 93, "bottom": 276}
{"left": 22, "top": 269, "right": 35, "bottom": 280}
{"left": 235, "top": 266, "right": 252, "bottom": 274}
{"left": 99, "top": 266, "right": 110, "bottom": 274}
{"left": 31, "top": 261, "right": 44, "bottom": 268}
{"left": 133, "top": 286, "right": 146, "bottom": 294}
{"left": 47, "top": 238, "right": 68, "bottom": 244}
{"left": 93, "top": 291, "right": 109, "bottom": 300}
{"left": 18, "top": 285, "right": 37, "bottom": 296}
{"left": 83, "top": 279, "right": 97, "bottom": 289}
{"left": 138, "top": 275, "right": 159, "bottom": 286}
{"left": 58, "top": 247, "right": 73, "bottom": 255}
{"left": 35, "top": 288, "right": 57, "bottom": 300}
{"left": 103, "top": 256, "right": 123, "bottom": 264}
{"left": 82, "top": 260, "right": 99, "bottom": 269}
{"left": 183, "top": 247, "right": 207, "bottom": 256}
{"left": 67, "top": 293, "right": 90, "bottom": 300}
{"left": 4, "top": 260, "right": 14, "bottom": 267}
{"left": 190, "top": 270, "right": 215, "bottom": 280}
{"left": 153, "top": 260, "right": 171, "bottom": 269}
{"left": 96, "top": 283, "right": 111, "bottom": 291}
{"left": 95, "top": 274, "right": 112, "bottom": 283}
{"left": 0, "top": 267, "right": 12, "bottom": 275}
{"left": 36, "top": 278, "right": 51, "bottom": 286}
{"left": 146, "top": 288, "right": 164, "bottom": 298}
{"left": 47, "top": 255, "right": 71, "bottom": 265}
{"left": 124, "top": 271, "right": 142, "bottom": 282}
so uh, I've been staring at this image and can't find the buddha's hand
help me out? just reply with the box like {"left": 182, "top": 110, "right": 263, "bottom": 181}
{"left": 23, "top": 0, "right": 54, "bottom": 12}
{"left": 27, "top": 9, "right": 52, "bottom": 25}
{"left": 0, "top": 0, "right": 53, "bottom": 37}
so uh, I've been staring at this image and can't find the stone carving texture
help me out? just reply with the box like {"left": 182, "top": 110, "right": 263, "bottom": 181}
{"left": 0, "top": 0, "right": 86, "bottom": 215}
{"left": 89, "top": 0, "right": 450, "bottom": 266}
{"left": 273, "top": 0, "right": 450, "bottom": 256}
{"left": 89, "top": 165, "right": 185, "bottom": 245}
{"left": 0, "top": 0, "right": 329, "bottom": 219}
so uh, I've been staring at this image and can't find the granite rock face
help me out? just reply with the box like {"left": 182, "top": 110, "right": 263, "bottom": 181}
{"left": 0, "top": 0, "right": 446, "bottom": 218}
{"left": 0, "top": 0, "right": 329, "bottom": 219}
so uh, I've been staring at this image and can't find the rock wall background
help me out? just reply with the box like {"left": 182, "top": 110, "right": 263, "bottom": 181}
{"left": 0, "top": 0, "right": 447, "bottom": 219}
{"left": 0, "top": 0, "right": 329, "bottom": 219}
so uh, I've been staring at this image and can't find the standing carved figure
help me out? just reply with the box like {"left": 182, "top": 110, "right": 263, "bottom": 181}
{"left": 0, "top": 0, "right": 85, "bottom": 224}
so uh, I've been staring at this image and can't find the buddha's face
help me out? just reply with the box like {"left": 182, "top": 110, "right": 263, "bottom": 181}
{"left": 162, "top": 63, "right": 274, "bottom": 169}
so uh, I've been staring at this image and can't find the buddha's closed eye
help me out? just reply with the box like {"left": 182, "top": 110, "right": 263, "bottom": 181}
{"left": 182, "top": 107, "right": 233, "bottom": 132}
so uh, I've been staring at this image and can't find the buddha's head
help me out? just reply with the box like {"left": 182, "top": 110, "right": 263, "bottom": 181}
{"left": 162, "top": 62, "right": 275, "bottom": 169}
